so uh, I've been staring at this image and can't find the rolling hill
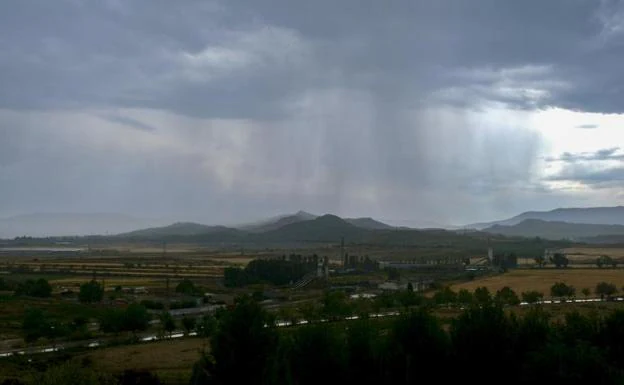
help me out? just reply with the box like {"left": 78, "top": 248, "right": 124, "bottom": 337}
{"left": 344, "top": 217, "right": 394, "bottom": 230}
{"left": 118, "top": 222, "right": 235, "bottom": 238}
{"left": 484, "top": 219, "right": 624, "bottom": 240}
{"left": 468, "top": 206, "right": 624, "bottom": 230}
{"left": 262, "top": 214, "right": 367, "bottom": 242}
{"left": 238, "top": 211, "right": 318, "bottom": 233}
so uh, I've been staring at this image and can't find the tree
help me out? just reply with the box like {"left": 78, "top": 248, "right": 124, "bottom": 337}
{"left": 210, "top": 295, "right": 278, "bottom": 385}
{"left": 534, "top": 255, "right": 546, "bottom": 268}
{"left": 0, "top": 277, "right": 11, "bottom": 290}
{"left": 299, "top": 301, "right": 321, "bottom": 323}
{"left": 14, "top": 278, "right": 52, "bottom": 298}
{"left": 176, "top": 279, "right": 197, "bottom": 295}
{"left": 495, "top": 286, "right": 520, "bottom": 306}
{"left": 550, "top": 282, "right": 575, "bottom": 300}
{"left": 407, "top": 282, "right": 414, "bottom": 292}
{"left": 160, "top": 311, "right": 176, "bottom": 337}
{"left": 22, "top": 308, "right": 47, "bottom": 343}
{"left": 182, "top": 316, "right": 197, "bottom": 335}
{"left": 433, "top": 287, "right": 457, "bottom": 306}
{"left": 124, "top": 304, "right": 150, "bottom": 334}
{"left": 551, "top": 253, "right": 569, "bottom": 268}
{"left": 322, "top": 290, "right": 352, "bottom": 320}
{"left": 99, "top": 309, "right": 124, "bottom": 334}
{"left": 197, "top": 314, "right": 218, "bottom": 339}
{"left": 399, "top": 290, "right": 423, "bottom": 309}
{"left": 597, "top": 255, "right": 616, "bottom": 269}
{"left": 78, "top": 280, "right": 104, "bottom": 303}
{"left": 582, "top": 288, "right": 591, "bottom": 298}
{"left": 595, "top": 282, "right": 617, "bottom": 300}
{"left": 474, "top": 286, "right": 492, "bottom": 305}
{"left": 387, "top": 267, "right": 400, "bottom": 281}
{"left": 457, "top": 289, "right": 473, "bottom": 306}
{"left": 521, "top": 290, "right": 544, "bottom": 305}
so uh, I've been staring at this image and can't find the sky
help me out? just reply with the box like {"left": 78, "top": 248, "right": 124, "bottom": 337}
{"left": 1, "top": 0, "right": 624, "bottom": 227}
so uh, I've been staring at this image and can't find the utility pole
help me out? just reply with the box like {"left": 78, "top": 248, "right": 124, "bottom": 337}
{"left": 340, "top": 237, "right": 345, "bottom": 267}
{"left": 165, "top": 276, "right": 170, "bottom": 311}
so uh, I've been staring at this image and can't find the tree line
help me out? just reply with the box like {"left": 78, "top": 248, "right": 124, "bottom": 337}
{"left": 224, "top": 259, "right": 312, "bottom": 287}
{"left": 190, "top": 295, "right": 624, "bottom": 385}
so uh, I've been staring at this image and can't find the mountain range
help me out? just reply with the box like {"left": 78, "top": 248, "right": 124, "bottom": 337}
{"left": 483, "top": 219, "right": 624, "bottom": 241}
{"left": 0, "top": 211, "right": 394, "bottom": 240}
{"left": 468, "top": 206, "right": 624, "bottom": 229}
{"left": 3, "top": 206, "right": 624, "bottom": 244}
{"left": 116, "top": 213, "right": 391, "bottom": 242}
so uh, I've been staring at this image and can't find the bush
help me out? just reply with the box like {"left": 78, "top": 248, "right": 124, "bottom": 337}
{"left": 140, "top": 300, "right": 165, "bottom": 310}
{"left": 14, "top": 279, "right": 51, "bottom": 298}
{"left": 175, "top": 279, "right": 198, "bottom": 295}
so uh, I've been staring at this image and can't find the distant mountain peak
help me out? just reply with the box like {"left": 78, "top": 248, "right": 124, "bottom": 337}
{"left": 467, "top": 206, "right": 624, "bottom": 230}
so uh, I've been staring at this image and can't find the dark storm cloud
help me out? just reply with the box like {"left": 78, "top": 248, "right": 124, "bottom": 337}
{"left": 547, "top": 165, "right": 624, "bottom": 187}
{"left": 101, "top": 114, "right": 157, "bottom": 132}
{"left": 1, "top": 0, "right": 623, "bottom": 116}
{"left": 1, "top": 0, "right": 624, "bottom": 227}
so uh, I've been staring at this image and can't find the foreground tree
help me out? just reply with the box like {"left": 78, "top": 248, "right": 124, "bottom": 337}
{"left": 210, "top": 296, "right": 278, "bottom": 385}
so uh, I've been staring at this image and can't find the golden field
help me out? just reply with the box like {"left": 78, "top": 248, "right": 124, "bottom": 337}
{"left": 453, "top": 268, "right": 624, "bottom": 295}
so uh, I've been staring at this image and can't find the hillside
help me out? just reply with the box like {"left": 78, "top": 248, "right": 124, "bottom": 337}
{"left": 239, "top": 211, "right": 318, "bottom": 233}
{"left": 469, "top": 206, "right": 624, "bottom": 229}
{"left": 262, "top": 214, "right": 367, "bottom": 242}
{"left": 484, "top": 219, "right": 624, "bottom": 240}
{"left": 344, "top": 217, "right": 393, "bottom": 230}
{"left": 118, "top": 222, "right": 234, "bottom": 238}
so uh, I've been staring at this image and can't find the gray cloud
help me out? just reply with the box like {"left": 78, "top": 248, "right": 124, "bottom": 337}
{"left": 546, "top": 147, "right": 624, "bottom": 162}
{"left": 100, "top": 114, "right": 157, "bottom": 132}
{"left": 547, "top": 165, "right": 624, "bottom": 187}
{"left": 1, "top": 0, "right": 624, "bottom": 227}
{"left": 577, "top": 124, "right": 599, "bottom": 129}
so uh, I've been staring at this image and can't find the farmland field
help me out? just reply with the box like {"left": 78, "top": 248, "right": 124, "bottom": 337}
{"left": 79, "top": 337, "right": 207, "bottom": 382}
{"left": 452, "top": 268, "right": 624, "bottom": 295}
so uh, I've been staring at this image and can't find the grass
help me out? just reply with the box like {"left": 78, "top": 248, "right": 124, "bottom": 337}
{"left": 77, "top": 337, "right": 207, "bottom": 384}
{"left": 452, "top": 268, "right": 624, "bottom": 295}
{"left": 0, "top": 296, "right": 107, "bottom": 337}
{"left": 564, "top": 247, "right": 624, "bottom": 258}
